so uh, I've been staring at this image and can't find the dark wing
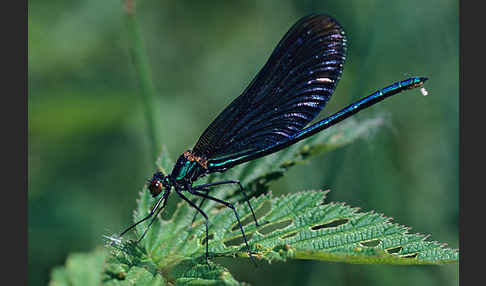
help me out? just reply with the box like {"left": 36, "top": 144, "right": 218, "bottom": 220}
{"left": 192, "top": 14, "right": 346, "bottom": 161}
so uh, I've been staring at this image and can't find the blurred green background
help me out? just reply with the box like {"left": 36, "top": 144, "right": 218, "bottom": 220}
{"left": 28, "top": 0, "right": 458, "bottom": 285}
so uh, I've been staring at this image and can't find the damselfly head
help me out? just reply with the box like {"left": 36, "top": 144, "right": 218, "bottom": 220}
{"left": 148, "top": 172, "right": 170, "bottom": 197}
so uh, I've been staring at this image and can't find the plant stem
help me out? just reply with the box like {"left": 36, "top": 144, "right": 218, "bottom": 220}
{"left": 123, "top": 0, "right": 161, "bottom": 165}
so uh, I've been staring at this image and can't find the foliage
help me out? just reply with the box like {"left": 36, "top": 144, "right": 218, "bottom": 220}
{"left": 31, "top": 1, "right": 458, "bottom": 285}
{"left": 49, "top": 117, "right": 457, "bottom": 285}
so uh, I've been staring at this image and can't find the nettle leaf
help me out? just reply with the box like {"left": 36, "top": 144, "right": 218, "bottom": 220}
{"left": 101, "top": 116, "right": 456, "bottom": 284}
{"left": 104, "top": 188, "right": 457, "bottom": 286}
{"left": 128, "top": 189, "right": 457, "bottom": 265}
{"left": 50, "top": 115, "right": 457, "bottom": 285}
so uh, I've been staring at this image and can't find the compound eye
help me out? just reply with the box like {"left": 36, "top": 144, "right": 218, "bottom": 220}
{"left": 148, "top": 179, "right": 163, "bottom": 197}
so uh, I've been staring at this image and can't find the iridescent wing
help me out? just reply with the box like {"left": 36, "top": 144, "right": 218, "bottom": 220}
{"left": 192, "top": 14, "right": 346, "bottom": 163}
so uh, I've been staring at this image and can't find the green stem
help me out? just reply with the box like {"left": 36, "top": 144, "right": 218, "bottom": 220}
{"left": 123, "top": 0, "right": 161, "bottom": 165}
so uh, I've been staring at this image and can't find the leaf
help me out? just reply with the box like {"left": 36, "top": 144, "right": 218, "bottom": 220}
{"left": 124, "top": 189, "right": 457, "bottom": 267}
{"left": 98, "top": 114, "right": 456, "bottom": 284}
{"left": 250, "top": 191, "right": 458, "bottom": 265}
{"left": 49, "top": 114, "right": 457, "bottom": 285}
{"left": 104, "top": 240, "right": 243, "bottom": 286}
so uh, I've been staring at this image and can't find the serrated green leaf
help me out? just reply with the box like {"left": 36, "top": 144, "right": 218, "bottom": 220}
{"left": 102, "top": 241, "right": 166, "bottom": 286}
{"left": 175, "top": 190, "right": 453, "bottom": 262}
{"left": 101, "top": 115, "right": 456, "bottom": 285}
{"left": 49, "top": 114, "right": 457, "bottom": 286}
{"left": 114, "top": 188, "right": 457, "bottom": 284}
{"left": 105, "top": 240, "right": 242, "bottom": 286}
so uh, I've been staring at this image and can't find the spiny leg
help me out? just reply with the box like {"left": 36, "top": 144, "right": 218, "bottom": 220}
{"left": 137, "top": 194, "right": 169, "bottom": 242}
{"left": 192, "top": 180, "right": 261, "bottom": 227}
{"left": 191, "top": 187, "right": 209, "bottom": 225}
{"left": 120, "top": 191, "right": 169, "bottom": 238}
{"left": 175, "top": 188, "right": 211, "bottom": 265}
{"left": 187, "top": 186, "right": 257, "bottom": 267}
